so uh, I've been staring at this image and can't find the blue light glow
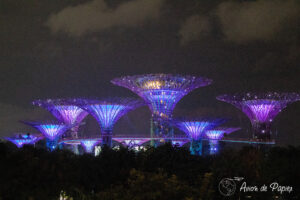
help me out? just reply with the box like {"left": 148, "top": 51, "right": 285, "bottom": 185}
{"left": 81, "top": 140, "right": 100, "bottom": 153}
{"left": 6, "top": 135, "right": 41, "bottom": 148}
{"left": 34, "top": 124, "right": 70, "bottom": 140}
{"left": 178, "top": 121, "right": 213, "bottom": 140}
{"left": 171, "top": 140, "right": 189, "bottom": 147}
{"left": 205, "top": 130, "right": 226, "bottom": 140}
{"left": 143, "top": 90, "right": 184, "bottom": 118}
{"left": 85, "top": 104, "right": 126, "bottom": 131}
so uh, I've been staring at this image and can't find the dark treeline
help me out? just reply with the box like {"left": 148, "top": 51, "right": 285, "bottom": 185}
{"left": 0, "top": 142, "right": 299, "bottom": 200}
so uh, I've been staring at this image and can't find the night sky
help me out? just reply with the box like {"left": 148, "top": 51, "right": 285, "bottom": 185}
{"left": 1, "top": 0, "right": 300, "bottom": 145}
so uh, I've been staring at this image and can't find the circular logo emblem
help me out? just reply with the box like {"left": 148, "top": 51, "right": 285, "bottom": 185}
{"left": 218, "top": 178, "right": 236, "bottom": 196}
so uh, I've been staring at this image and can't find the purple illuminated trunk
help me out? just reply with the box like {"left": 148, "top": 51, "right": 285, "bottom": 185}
{"left": 102, "top": 129, "right": 112, "bottom": 147}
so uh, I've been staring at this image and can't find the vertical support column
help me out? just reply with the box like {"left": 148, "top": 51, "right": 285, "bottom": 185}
{"left": 190, "top": 139, "right": 202, "bottom": 156}
{"left": 101, "top": 129, "right": 112, "bottom": 147}
{"left": 150, "top": 117, "right": 155, "bottom": 147}
{"left": 46, "top": 138, "right": 58, "bottom": 151}
{"left": 209, "top": 140, "right": 219, "bottom": 155}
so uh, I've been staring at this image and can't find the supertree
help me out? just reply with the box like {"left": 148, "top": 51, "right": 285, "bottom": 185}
{"left": 217, "top": 92, "right": 300, "bottom": 140}
{"left": 205, "top": 127, "right": 240, "bottom": 155}
{"left": 113, "top": 138, "right": 150, "bottom": 149}
{"left": 32, "top": 99, "right": 89, "bottom": 138}
{"left": 71, "top": 98, "right": 144, "bottom": 147}
{"left": 5, "top": 133, "right": 43, "bottom": 148}
{"left": 173, "top": 118, "right": 226, "bottom": 155}
{"left": 111, "top": 74, "right": 212, "bottom": 139}
{"left": 80, "top": 139, "right": 101, "bottom": 153}
{"left": 22, "top": 121, "right": 73, "bottom": 151}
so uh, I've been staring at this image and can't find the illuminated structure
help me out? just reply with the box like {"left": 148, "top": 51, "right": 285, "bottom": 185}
{"left": 23, "top": 121, "right": 72, "bottom": 151}
{"left": 171, "top": 139, "right": 189, "bottom": 147}
{"left": 113, "top": 138, "right": 150, "bottom": 149}
{"left": 72, "top": 98, "right": 144, "bottom": 147}
{"left": 32, "top": 99, "right": 88, "bottom": 138}
{"left": 205, "top": 127, "right": 240, "bottom": 155}
{"left": 217, "top": 92, "right": 300, "bottom": 140}
{"left": 80, "top": 139, "right": 101, "bottom": 153}
{"left": 111, "top": 74, "right": 212, "bottom": 139}
{"left": 173, "top": 118, "right": 226, "bottom": 155}
{"left": 6, "top": 133, "right": 42, "bottom": 148}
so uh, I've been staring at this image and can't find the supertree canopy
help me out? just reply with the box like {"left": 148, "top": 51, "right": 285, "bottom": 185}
{"left": 32, "top": 99, "right": 89, "bottom": 138}
{"left": 113, "top": 138, "right": 150, "bottom": 149}
{"left": 6, "top": 133, "right": 43, "bottom": 148}
{"left": 80, "top": 139, "right": 101, "bottom": 153}
{"left": 22, "top": 121, "right": 73, "bottom": 150}
{"left": 72, "top": 98, "right": 144, "bottom": 147}
{"left": 173, "top": 118, "right": 226, "bottom": 155}
{"left": 217, "top": 92, "right": 300, "bottom": 140}
{"left": 205, "top": 127, "right": 240, "bottom": 155}
{"left": 111, "top": 74, "right": 212, "bottom": 137}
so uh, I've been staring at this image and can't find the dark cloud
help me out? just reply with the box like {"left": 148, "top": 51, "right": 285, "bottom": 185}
{"left": 179, "top": 0, "right": 300, "bottom": 44}
{"left": 179, "top": 15, "right": 211, "bottom": 45}
{"left": 216, "top": 0, "right": 300, "bottom": 43}
{"left": 47, "top": 0, "right": 165, "bottom": 36}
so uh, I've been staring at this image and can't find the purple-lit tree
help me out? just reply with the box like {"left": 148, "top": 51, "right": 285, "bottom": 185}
{"left": 22, "top": 121, "right": 73, "bottom": 151}
{"left": 32, "top": 99, "right": 88, "bottom": 138}
{"left": 6, "top": 133, "right": 43, "bottom": 148}
{"left": 217, "top": 92, "right": 300, "bottom": 140}
{"left": 111, "top": 74, "right": 212, "bottom": 139}
{"left": 205, "top": 127, "right": 240, "bottom": 155}
{"left": 173, "top": 118, "right": 226, "bottom": 155}
{"left": 72, "top": 98, "right": 144, "bottom": 147}
{"left": 80, "top": 139, "right": 101, "bottom": 153}
{"left": 113, "top": 138, "right": 150, "bottom": 149}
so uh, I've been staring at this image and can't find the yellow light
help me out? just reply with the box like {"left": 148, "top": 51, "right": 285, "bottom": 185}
{"left": 144, "top": 81, "right": 162, "bottom": 89}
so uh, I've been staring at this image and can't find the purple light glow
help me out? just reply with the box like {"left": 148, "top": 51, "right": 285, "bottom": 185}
{"left": 205, "top": 130, "right": 226, "bottom": 140}
{"left": 217, "top": 92, "right": 300, "bottom": 140}
{"left": 111, "top": 74, "right": 212, "bottom": 119}
{"left": 72, "top": 98, "right": 144, "bottom": 147}
{"left": 6, "top": 134, "right": 42, "bottom": 148}
{"left": 113, "top": 138, "right": 150, "bottom": 148}
{"left": 23, "top": 121, "right": 72, "bottom": 140}
{"left": 32, "top": 99, "right": 88, "bottom": 133}
{"left": 73, "top": 98, "right": 144, "bottom": 132}
{"left": 81, "top": 140, "right": 101, "bottom": 153}
{"left": 174, "top": 119, "right": 225, "bottom": 140}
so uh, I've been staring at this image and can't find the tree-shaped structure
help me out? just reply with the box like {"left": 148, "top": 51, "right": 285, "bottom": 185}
{"left": 32, "top": 99, "right": 88, "bottom": 138}
{"left": 111, "top": 74, "right": 212, "bottom": 138}
{"left": 72, "top": 98, "right": 144, "bottom": 147}
{"left": 205, "top": 127, "right": 240, "bottom": 155}
{"left": 23, "top": 121, "right": 72, "bottom": 150}
{"left": 80, "top": 139, "right": 101, "bottom": 153}
{"left": 217, "top": 92, "right": 300, "bottom": 140}
{"left": 6, "top": 133, "right": 43, "bottom": 148}
{"left": 173, "top": 118, "right": 226, "bottom": 155}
